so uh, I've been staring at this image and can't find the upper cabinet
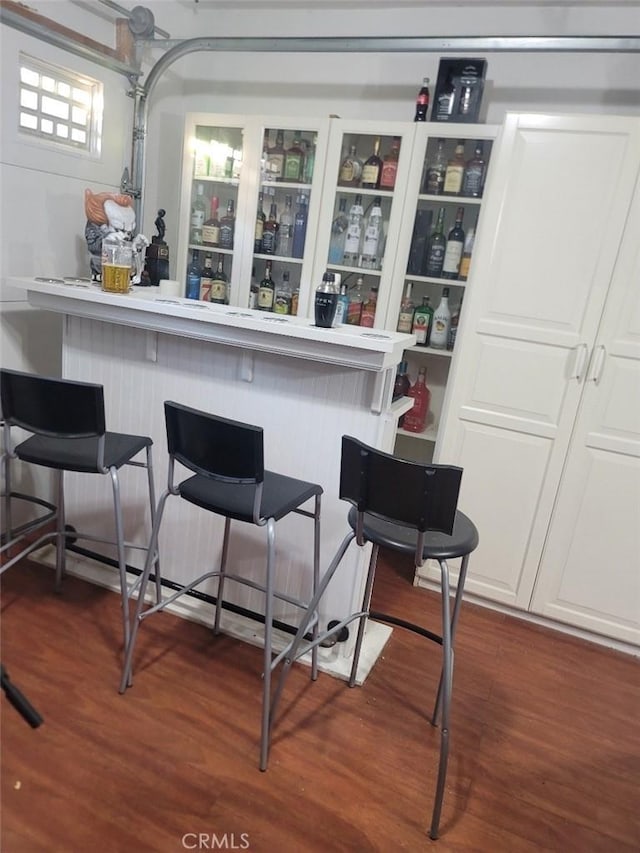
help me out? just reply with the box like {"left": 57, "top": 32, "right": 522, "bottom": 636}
{"left": 176, "top": 113, "right": 330, "bottom": 314}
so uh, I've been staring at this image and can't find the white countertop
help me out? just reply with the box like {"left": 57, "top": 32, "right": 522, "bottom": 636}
{"left": 7, "top": 277, "right": 414, "bottom": 373}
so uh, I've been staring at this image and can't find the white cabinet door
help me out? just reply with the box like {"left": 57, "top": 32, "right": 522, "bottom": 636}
{"left": 530, "top": 175, "right": 640, "bottom": 644}
{"left": 432, "top": 113, "right": 640, "bottom": 609}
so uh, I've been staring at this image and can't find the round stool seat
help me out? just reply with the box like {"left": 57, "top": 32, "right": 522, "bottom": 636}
{"left": 347, "top": 505, "right": 479, "bottom": 561}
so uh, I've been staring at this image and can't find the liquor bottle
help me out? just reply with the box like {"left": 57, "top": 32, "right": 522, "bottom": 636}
{"left": 423, "top": 139, "right": 447, "bottom": 195}
{"left": 261, "top": 201, "right": 279, "bottom": 255}
{"left": 434, "top": 73, "right": 456, "bottom": 121}
{"left": 461, "top": 141, "right": 486, "bottom": 198}
{"left": 254, "top": 192, "right": 266, "bottom": 253}
{"left": 186, "top": 250, "right": 201, "bottom": 300}
{"left": 291, "top": 287, "right": 300, "bottom": 316}
{"left": 424, "top": 207, "right": 446, "bottom": 277}
{"left": 442, "top": 206, "right": 465, "bottom": 279}
{"left": 396, "top": 281, "right": 415, "bottom": 333}
{"left": 283, "top": 130, "right": 305, "bottom": 182}
{"left": 430, "top": 287, "right": 451, "bottom": 349}
{"left": 202, "top": 195, "right": 220, "bottom": 247}
{"left": 379, "top": 137, "right": 400, "bottom": 190}
{"left": 411, "top": 296, "right": 433, "bottom": 346}
{"left": 360, "top": 286, "right": 378, "bottom": 328}
{"left": 347, "top": 276, "right": 364, "bottom": 325}
{"left": 314, "top": 271, "right": 338, "bottom": 328}
{"left": 342, "top": 194, "right": 364, "bottom": 266}
{"left": 393, "top": 361, "right": 411, "bottom": 401}
{"left": 328, "top": 197, "right": 349, "bottom": 264}
{"left": 361, "top": 137, "right": 382, "bottom": 190}
{"left": 219, "top": 199, "right": 235, "bottom": 249}
{"left": 274, "top": 270, "right": 292, "bottom": 314}
{"left": 414, "top": 77, "right": 430, "bottom": 122}
{"left": 443, "top": 141, "right": 466, "bottom": 195}
{"left": 277, "top": 195, "right": 293, "bottom": 257}
{"left": 458, "top": 226, "right": 475, "bottom": 281}
{"left": 303, "top": 134, "right": 317, "bottom": 183}
{"left": 334, "top": 282, "right": 350, "bottom": 325}
{"left": 291, "top": 194, "right": 308, "bottom": 259}
{"left": 199, "top": 253, "right": 214, "bottom": 301}
{"left": 248, "top": 265, "right": 258, "bottom": 309}
{"left": 403, "top": 367, "right": 431, "bottom": 433}
{"left": 447, "top": 294, "right": 463, "bottom": 351}
{"left": 190, "top": 183, "right": 206, "bottom": 245}
{"left": 257, "top": 260, "right": 275, "bottom": 311}
{"left": 266, "top": 129, "right": 285, "bottom": 181}
{"left": 338, "top": 144, "right": 362, "bottom": 187}
{"left": 210, "top": 255, "right": 228, "bottom": 304}
{"left": 360, "top": 196, "right": 383, "bottom": 270}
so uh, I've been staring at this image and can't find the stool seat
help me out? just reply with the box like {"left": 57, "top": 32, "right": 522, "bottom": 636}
{"left": 347, "top": 505, "right": 479, "bottom": 561}
{"left": 15, "top": 433, "right": 152, "bottom": 474}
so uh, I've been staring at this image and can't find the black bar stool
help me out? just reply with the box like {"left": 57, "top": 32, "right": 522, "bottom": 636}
{"left": 120, "top": 400, "right": 323, "bottom": 771}
{"left": 0, "top": 368, "right": 160, "bottom": 657}
{"left": 271, "top": 435, "right": 479, "bottom": 840}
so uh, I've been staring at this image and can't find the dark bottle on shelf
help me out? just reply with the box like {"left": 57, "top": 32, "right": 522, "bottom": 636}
{"left": 425, "top": 207, "right": 447, "bottom": 277}
{"left": 266, "top": 129, "right": 285, "bottom": 182}
{"left": 393, "top": 361, "right": 411, "bottom": 428}
{"left": 458, "top": 226, "right": 475, "bottom": 281}
{"left": 291, "top": 194, "right": 308, "bottom": 258}
{"left": 199, "top": 253, "right": 214, "bottom": 302}
{"left": 254, "top": 192, "right": 266, "bottom": 253}
{"left": 423, "top": 138, "right": 447, "bottom": 195}
{"left": 283, "top": 130, "right": 305, "bottom": 182}
{"left": 462, "top": 141, "right": 487, "bottom": 198}
{"left": 414, "top": 77, "right": 430, "bottom": 122}
{"left": 411, "top": 296, "right": 433, "bottom": 346}
{"left": 257, "top": 260, "right": 275, "bottom": 311}
{"left": 261, "top": 201, "right": 279, "bottom": 255}
{"left": 442, "top": 206, "right": 465, "bottom": 279}
{"left": 186, "top": 250, "right": 201, "bottom": 300}
{"left": 210, "top": 255, "right": 228, "bottom": 304}
{"left": 361, "top": 137, "right": 382, "bottom": 190}
{"left": 219, "top": 199, "right": 235, "bottom": 249}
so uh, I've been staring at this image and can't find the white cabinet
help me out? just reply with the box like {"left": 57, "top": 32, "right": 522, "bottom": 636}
{"left": 429, "top": 112, "right": 640, "bottom": 646}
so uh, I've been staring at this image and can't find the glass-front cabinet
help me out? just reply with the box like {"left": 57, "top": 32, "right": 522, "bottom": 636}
{"left": 176, "top": 114, "right": 330, "bottom": 314}
{"left": 385, "top": 123, "right": 499, "bottom": 463}
{"left": 312, "top": 119, "right": 415, "bottom": 329}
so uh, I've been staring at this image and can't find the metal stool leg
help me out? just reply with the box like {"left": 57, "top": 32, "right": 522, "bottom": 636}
{"left": 213, "top": 517, "right": 232, "bottom": 635}
{"left": 54, "top": 471, "right": 65, "bottom": 592}
{"left": 110, "top": 467, "right": 131, "bottom": 654}
{"left": 310, "top": 493, "right": 321, "bottom": 682}
{"left": 260, "top": 517, "right": 276, "bottom": 771}
{"left": 144, "top": 446, "right": 162, "bottom": 605}
{"left": 348, "top": 543, "right": 379, "bottom": 688}
{"left": 429, "top": 558, "right": 453, "bottom": 841}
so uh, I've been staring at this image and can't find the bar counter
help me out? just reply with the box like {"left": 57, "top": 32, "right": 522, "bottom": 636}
{"left": 7, "top": 277, "right": 415, "bottom": 676}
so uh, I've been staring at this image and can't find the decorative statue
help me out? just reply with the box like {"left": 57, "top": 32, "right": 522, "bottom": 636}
{"left": 84, "top": 189, "right": 149, "bottom": 284}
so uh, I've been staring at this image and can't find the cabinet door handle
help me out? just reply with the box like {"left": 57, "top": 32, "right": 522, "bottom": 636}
{"left": 570, "top": 343, "right": 589, "bottom": 382}
{"left": 588, "top": 345, "right": 607, "bottom": 383}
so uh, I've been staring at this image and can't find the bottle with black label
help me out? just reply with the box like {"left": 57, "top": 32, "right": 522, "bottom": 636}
{"left": 423, "top": 139, "right": 447, "bottom": 195}
{"left": 442, "top": 207, "right": 465, "bottom": 280}
{"left": 219, "top": 199, "right": 235, "bottom": 249}
{"left": 210, "top": 255, "right": 228, "bottom": 304}
{"left": 425, "top": 207, "right": 446, "bottom": 277}
{"left": 261, "top": 202, "right": 279, "bottom": 255}
{"left": 462, "top": 141, "right": 486, "bottom": 197}
{"left": 257, "top": 260, "right": 275, "bottom": 311}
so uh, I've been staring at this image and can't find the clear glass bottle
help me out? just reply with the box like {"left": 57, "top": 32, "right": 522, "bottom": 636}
{"left": 342, "top": 194, "right": 364, "bottom": 266}
{"left": 397, "top": 281, "right": 415, "bottom": 333}
{"left": 430, "top": 287, "right": 451, "bottom": 349}
{"left": 190, "top": 183, "right": 206, "bottom": 245}
{"left": 334, "top": 282, "right": 350, "bottom": 325}
{"left": 347, "top": 276, "right": 364, "bottom": 325}
{"left": 277, "top": 195, "right": 293, "bottom": 257}
{"left": 328, "top": 197, "right": 349, "bottom": 264}
{"left": 403, "top": 367, "right": 431, "bottom": 433}
{"left": 210, "top": 254, "right": 228, "bottom": 304}
{"left": 360, "top": 196, "right": 383, "bottom": 270}
{"left": 338, "top": 144, "right": 362, "bottom": 187}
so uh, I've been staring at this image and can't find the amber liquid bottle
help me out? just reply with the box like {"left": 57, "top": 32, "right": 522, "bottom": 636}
{"left": 361, "top": 138, "right": 382, "bottom": 190}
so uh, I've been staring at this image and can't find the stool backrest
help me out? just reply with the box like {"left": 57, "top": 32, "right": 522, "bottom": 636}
{"left": 0, "top": 369, "right": 106, "bottom": 438}
{"left": 164, "top": 401, "right": 264, "bottom": 484}
{"left": 340, "top": 435, "right": 462, "bottom": 538}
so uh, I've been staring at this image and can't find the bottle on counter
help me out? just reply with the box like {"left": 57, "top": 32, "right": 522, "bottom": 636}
{"left": 414, "top": 77, "right": 430, "bottom": 122}
{"left": 190, "top": 183, "right": 206, "bottom": 245}
{"left": 442, "top": 206, "right": 465, "bottom": 280}
{"left": 257, "top": 260, "right": 275, "bottom": 311}
{"left": 397, "top": 281, "right": 415, "bottom": 333}
{"left": 210, "top": 254, "right": 228, "bottom": 304}
{"left": 219, "top": 199, "right": 235, "bottom": 249}
{"left": 199, "top": 253, "right": 214, "bottom": 302}
{"left": 424, "top": 207, "right": 446, "bottom": 277}
{"left": 347, "top": 275, "right": 364, "bottom": 325}
{"left": 202, "top": 195, "right": 220, "bottom": 247}
{"left": 328, "top": 197, "right": 349, "bottom": 264}
{"left": 314, "top": 270, "right": 339, "bottom": 328}
{"left": 430, "top": 287, "right": 451, "bottom": 349}
{"left": 360, "top": 196, "right": 383, "bottom": 270}
{"left": 343, "top": 195, "right": 364, "bottom": 266}
{"left": 186, "top": 249, "right": 201, "bottom": 300}
{"left": 334, "top": 282, "right": 350, "bottom": 325}
{"left": 411, "top": 296, "right": 433, "bottom": 346}
{"left": 403, "top": 366, "right": 431, "bottom": 433}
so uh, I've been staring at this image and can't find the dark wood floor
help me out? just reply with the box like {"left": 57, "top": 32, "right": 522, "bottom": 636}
{"left": 1, "top": 553, "right": 639, "bottom": 852}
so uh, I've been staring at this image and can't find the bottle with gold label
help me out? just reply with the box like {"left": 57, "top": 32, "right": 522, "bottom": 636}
{"left": 443, "top": 141, "right": 466, "bottom": 195}
{"left": 210, "top": 255, "right": 228, "bottom": 304}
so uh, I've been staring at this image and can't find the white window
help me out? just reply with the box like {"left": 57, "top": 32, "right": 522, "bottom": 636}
{"left": 19, "top": 54, "right": 103, "bottom": 155}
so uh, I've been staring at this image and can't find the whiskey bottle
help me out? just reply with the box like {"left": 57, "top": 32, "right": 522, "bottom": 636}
{"left": 266, "top": 129, "right": 285, "bottom": 182}
{"left": 283, "top": 130, "right": 305, "bottom": 182}
{"left": 443, "top": 141, "right": 466, "bottom": 195}
{"left": 199, "top": 253, "right": 214, "bottom": 301}
{"left": 360, "top": 286, "right": 378, "bottom": 328}
{"left": 442, "top": 206, "right": 465, "bottom": 279}
{"left": 219, "top": 199, "right": 235, "bottom": 250}
{"left": 458, "top": 226, "right": 475, "bottom": 281}
{"left": 202, "top": 195, "right": 220, "bottom": 247}
{"left": 257, "top": 260, "right": 275, "bottom": 311}
{"left": 424, "top": 207, "right": 446, "bottom": 277}
{"left": 261, "top": 201, "right": 279, "bottom": 255}
{"left": 396, "top": 281, "right": 415, "bottom": 333}
{"left": 254, "top": 192, "right": 266, "bottom": 253}
{"left": 461, "top": 141, "right": 486, "bottom": 198}
{"left": 274, "top": 270, "right": 293, "bottom": 314}
{"left": 361, "top": 137, "right": 382, "bottom": 190}
{"left": 339, "top": 144, "right": 362, "bottom": 187}
{"left": 210, "top": 255, "right": 228, "bottom": 304}
{"left": 379, "top": 137, "right": 400, "bottom": 190}
{"left": 423, "top": 139, "right": 447, "bottom": 195}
